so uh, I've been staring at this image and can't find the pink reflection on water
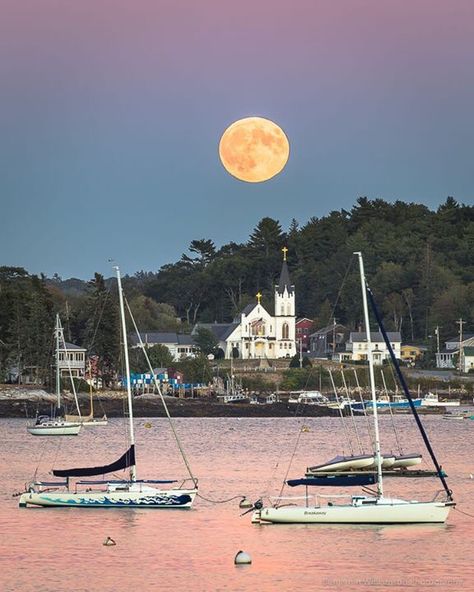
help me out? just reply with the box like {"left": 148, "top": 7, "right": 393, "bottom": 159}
{"left": 0, "top": 416, "right": 473, "bottom": 591}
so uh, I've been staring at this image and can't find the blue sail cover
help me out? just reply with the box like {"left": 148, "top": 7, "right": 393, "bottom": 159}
{"left": 287, "top": 474, "right": 377, "bottom": 487}
{"left": 53, "top": 445, "right": 135, "bottom": 478}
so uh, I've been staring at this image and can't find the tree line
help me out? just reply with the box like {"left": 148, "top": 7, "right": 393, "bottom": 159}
{"left": 1, "top": 197, "right": 473, "bottom": 382}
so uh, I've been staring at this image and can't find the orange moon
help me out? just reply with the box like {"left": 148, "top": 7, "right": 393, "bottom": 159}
{"left": 218, "top": 116, "right": 290, "bottom": 183}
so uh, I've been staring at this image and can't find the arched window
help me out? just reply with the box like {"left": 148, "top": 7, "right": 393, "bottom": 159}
{"left": 280, "top": 304, "right": 284, "bottom": 315}
{"left": 282, "top": 323, "right": 289, "bottom": 339}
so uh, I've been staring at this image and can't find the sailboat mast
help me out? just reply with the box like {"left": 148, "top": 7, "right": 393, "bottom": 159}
{"left": 115, "top": 266, "right": 137, "bottom": 482}
{"left": 55, "top": 314, "right": 61, "bottom": 409}
{"left": 355, "top": 252, "right": 383, "bottom": 497}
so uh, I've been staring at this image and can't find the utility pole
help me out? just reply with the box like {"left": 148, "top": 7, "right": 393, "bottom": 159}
{"left": 332, "top": 317, "right": 337, "bottom": 356}
{"left": 456, "top": 318, "right": 465, "bottom": 374}
{"left": 299, "top": 338, "right": 303, "bottom": 369}
{"left": 435, "top": 325, "right": 440, "bottom": 355}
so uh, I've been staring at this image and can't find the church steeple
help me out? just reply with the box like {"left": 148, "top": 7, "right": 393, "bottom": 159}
{"left": 277, "top": 247, "right": 294, "bottom": 295}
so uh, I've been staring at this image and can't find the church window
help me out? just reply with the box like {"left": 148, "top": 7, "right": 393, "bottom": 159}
{"left": 282, "top": 323, "right": 289, "bottom": 339}
{"left": 280, "top": 305, "right": 284, "bottom": 315}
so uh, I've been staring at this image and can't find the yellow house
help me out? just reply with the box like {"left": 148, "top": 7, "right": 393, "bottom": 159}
{"left": 401, "top": 345, "right": 426, "bottom": 364}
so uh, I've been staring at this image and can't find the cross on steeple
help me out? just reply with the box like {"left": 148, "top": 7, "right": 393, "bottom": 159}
{"left": 282, "top": 246, "right": 288, "bottom": 261}
{"left": 256, "top": 292, "right": 262, "bottom": 304}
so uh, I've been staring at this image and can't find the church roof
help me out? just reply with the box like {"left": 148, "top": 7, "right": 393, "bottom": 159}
{"left": 241, "top": 303, "right": 257, "bottom": 315}
{"left": 195, "top": 323, "right": 239, "bottom": 341}
{"left": 276, "top": 260, "right": 294, "bottom": 295}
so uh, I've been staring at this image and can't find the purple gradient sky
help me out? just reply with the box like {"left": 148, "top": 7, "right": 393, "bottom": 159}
{"left": 1, "top": 0, "right": 473, "bottom": 278}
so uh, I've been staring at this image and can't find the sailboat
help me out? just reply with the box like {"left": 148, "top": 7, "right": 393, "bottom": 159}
{"left": 27, "top": 315, "right": 82, "bottom": 436}
{"left": 65, "top": 363, "right": 108, "bottom": 426}
{"left": 251, "top": 252, "right": 455, "bottom": 524}
{"left": 19, "top": 266, "right": 198, "bottom": 508}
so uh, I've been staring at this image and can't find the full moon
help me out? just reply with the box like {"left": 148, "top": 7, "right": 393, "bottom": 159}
{"left": 218, "top": 116, "right": 290, "bottom": 183}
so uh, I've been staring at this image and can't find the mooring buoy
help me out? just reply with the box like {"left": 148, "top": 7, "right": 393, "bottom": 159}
{"left": 234, "top": 550, "right": 252, "bottom": 565}
{"left": 239, "top": 496, "right": 253, "bottom": 509}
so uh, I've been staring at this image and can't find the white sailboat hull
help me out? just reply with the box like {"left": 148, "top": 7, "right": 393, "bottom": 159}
{"left": 65, "top": 416, "right": 108, "bottom": 426}
{"left": 391, "top": 454, "right": 422, "bottom": 469}
{"left": 81, "top": 419, "right": 108, "bottom": 426}
{"left": 27, "top": 422, "right": 82, "bottom": 436}
{"left": 253, "top": 498, "right": 452, "bottom": 524}
{"left": 19, "top": 488, "right": 197, "bottom": 509}
{"left": 307, "top": 455, "right": 375, "bottom": 473}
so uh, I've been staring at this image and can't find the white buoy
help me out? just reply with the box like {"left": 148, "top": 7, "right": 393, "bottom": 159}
{"left": 234, "top": 550, "right": 252, "bottom": 565}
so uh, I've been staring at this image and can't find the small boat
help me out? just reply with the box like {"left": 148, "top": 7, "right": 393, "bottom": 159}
{"left": 65, "top": 369, "right": 108, "bottom": 427}
{"left": 307, "top": 454, "right": 374, "bottom": 473}
{"left": 351, "top": 395, "right": 422, "bottom": 412}
{"left": 19, "top": 267, "right": 198, "bottom": 509}
{"left": 27, "top": 315, "right": 83, "bottom": 437}
{"left": 421, "top": 393, "right": 460, "bottom": 407}
{"left": 442, "top": 411, "right": 472, "bottom": 420}
{"left": 306, "top": 453, "right": 396, "bottom": 474}
{"left": 288, "top": 391, "right": 329, "bottom": 405}
{"left": 27, "top": 415, "right": 82, "bottom": 436}
{"left": 391, "top": 453, "right": 423, "bottom": 469}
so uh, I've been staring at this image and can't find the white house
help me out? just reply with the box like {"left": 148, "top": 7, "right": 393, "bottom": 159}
{"left": 128, "top": 332, "right": 197, "bottom": 361}
{"left": 193, "top": 252, "right": 296, "bottom": 360}
{"left": 436, "top": 334, "right": 474, "bottom": 371}
{"left": 334, "top": 331, "right": 401, "bottom": 365}
{"left": 58, "top": 342, "right": 87, "bottom": 377}
{"left": 462, "top": 347, "right": 474, "bottom": 373}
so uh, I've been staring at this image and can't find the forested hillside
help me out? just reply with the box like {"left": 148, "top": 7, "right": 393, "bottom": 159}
{"left": 1, "top": 197, "right": 473, "bottom": 379}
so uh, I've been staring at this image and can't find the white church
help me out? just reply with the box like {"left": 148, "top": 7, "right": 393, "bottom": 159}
{"left": 193, "top": 249, "right": 296, "bottom": 360}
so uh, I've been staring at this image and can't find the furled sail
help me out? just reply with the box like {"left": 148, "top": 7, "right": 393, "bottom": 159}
{"left": 287, "top": 474, "right": 377, "bottom": 487}
{"left": 53, "top": 445, "right": 135, "bottom": 478}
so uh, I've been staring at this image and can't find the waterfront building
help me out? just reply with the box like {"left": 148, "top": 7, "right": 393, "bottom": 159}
{"left": 309, "top": 323, "right": 349, "bottom": 359}
{"left": 436, "top": 334, "right": 474, "bottom": 371}
{"left": 296, "top": 318, "right": 314, "bottom": 352}
{"left": 333, "top": 331, "right": 401, "bottom": 365}
{"left": 128, "top": 332, "right": 198, "bottom": 361}
{"left": 400, "top": 344, "right": 428, "bottom": 365}
{"left": 58, "top": 342, "right": 87, "bottom": 377}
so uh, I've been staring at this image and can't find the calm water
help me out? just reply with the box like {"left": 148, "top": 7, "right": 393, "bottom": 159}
{"left": 1, "top": 415, "right": 473, "bottom": 592}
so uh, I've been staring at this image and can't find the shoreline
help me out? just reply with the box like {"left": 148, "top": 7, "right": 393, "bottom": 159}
{"left": 0, "top": 385, "right": 468, "bottom": 419}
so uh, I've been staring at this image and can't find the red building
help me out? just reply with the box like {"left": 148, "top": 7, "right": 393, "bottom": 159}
{"left": 296, "top": 318, "right": 314, "bottom": 352}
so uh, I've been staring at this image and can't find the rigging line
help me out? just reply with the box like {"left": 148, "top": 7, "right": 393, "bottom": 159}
{"left": 352, "top": 368, "right": 374, "bottom": 450}
{"left": 196, "top": 493, "right": 247, "bottom": 504}
{"left": 324, "top": 256, "right": 355, "bottom": 327}
{"left": 366, "top": 286, "right": 453, "bottom": 501}
{"left": 85, "top": 283, "right": 112, "bottom": 353}
{"left": 453, "top": 506, "right": 474, "bottom": 519}
{"left": 328, "top": 369, "right": 354, "bottom": 456}
{"left": 57, "top": 318, "right": 81, "bottom": 417}
{"left": 275, "top": 421, "right": 306, "bottom": 506}
{"left": 262, "top": 414, "right": 307, "bottom": 500}
{"left": 381, "top": 369, "right": 404, "bottom": 455}
{"left": 125, "top": 297, "right": 198, "bottom": 488}
{"left": 341, "top": 370, "right": 364, "bottom": 454}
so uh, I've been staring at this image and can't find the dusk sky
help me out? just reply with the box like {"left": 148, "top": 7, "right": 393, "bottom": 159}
{"left": 1, "top": 0, "right": 473, "bottom": 279}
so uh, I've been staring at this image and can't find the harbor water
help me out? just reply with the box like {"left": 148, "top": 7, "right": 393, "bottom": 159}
{"left": 0, "top": 416, "right": 473, "bottom": 591}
